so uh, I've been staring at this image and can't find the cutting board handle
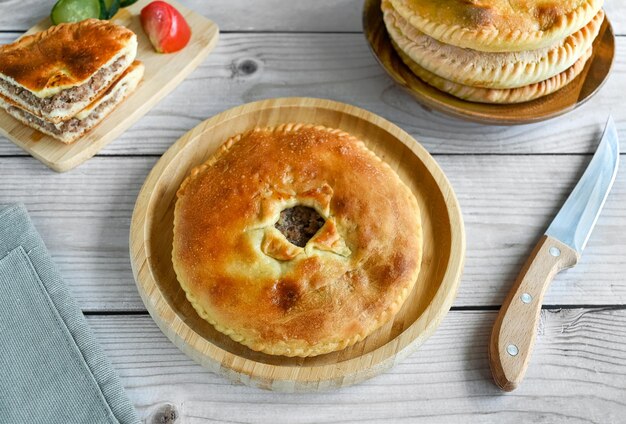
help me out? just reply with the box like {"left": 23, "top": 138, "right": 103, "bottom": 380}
{"left": 489, "top": 235, "right": 579, "bottom": 391}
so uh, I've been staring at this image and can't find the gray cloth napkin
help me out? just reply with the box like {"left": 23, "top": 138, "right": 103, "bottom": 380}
{"left": 0, "top": 203, "right": 139, "bottom": 424}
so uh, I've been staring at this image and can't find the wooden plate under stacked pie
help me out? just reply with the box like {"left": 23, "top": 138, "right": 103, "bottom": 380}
{"left": 130, "top": 98, "right": 465, "bottom": 391}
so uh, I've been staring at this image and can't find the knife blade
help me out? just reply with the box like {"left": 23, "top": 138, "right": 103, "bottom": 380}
{"left": 489, "top": 116, "right": 620, "bottom": 391}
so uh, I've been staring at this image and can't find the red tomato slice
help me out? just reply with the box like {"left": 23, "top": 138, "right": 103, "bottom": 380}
{"left": 140, "top": 1, "right": 191, "bottom": 53}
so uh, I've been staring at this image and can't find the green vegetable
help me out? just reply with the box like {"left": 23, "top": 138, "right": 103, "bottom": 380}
{"left": 50, "top": 0, "right": 101, "bottom": 24}
{"left": 119, "top": 0, "right": 139, "bottom": 7}
{"left": 99, "top": 0, "right": 120, "bottom": 19}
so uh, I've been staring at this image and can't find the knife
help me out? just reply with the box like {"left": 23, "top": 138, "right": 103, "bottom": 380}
{"left": 489, "top": 116, "right": 620, "bottom": 391}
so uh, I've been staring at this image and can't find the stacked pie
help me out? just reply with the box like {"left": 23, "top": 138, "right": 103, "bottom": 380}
{"left": 0, "top": 19, "right": 143, "bottom": 143}
{"left": 382, "top": 0, "right": 605, "bottom": 103}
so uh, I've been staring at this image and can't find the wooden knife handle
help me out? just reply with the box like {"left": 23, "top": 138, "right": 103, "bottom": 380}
{"left": 489, "top": 235, "right": 579, "bottom": 391}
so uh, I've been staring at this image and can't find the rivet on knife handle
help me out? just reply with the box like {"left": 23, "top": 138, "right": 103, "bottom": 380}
{"left": 489, "top": 235, "right": 579, "bottom": 391}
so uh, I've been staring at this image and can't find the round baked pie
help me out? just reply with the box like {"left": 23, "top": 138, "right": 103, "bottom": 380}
{"left": 389, "top": 0, "right": 603, "bottom": 52}
{"left": 393, "top": 41, "right": 592, "bottom": 104}
{"left": 172, "top": 124, "right": 422, "bottom": 357}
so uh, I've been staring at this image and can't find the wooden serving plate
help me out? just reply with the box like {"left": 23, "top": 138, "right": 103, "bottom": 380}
{"left": 0, "top": 0, "right": 219, "bottom": 172}
{"left": 363, "top": 0, "right": 615, "bottom": 125}
{"left": 129, "top": 97, "right": 465, "bottom": 391}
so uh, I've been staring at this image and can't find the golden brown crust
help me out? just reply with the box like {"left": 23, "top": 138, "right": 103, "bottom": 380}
{"left": 173, "top": 124, "right": 423, "bottom": 357}
{"left": 384, "top": 0, "right": 603, "bottom": 89}
{"left": 389, "top": 0, "right": 604, "bottom": 52}
{"left": 394, "top": 40, "right": 592, "bottom": 103}
{"left": 0, "top": 19, "right": 136, "bottom": 94}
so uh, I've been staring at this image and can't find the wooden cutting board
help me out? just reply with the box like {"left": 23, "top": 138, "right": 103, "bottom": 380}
{"left": 0, "top": 0, "right": 219, "bottom": 172}
{"left": 129, "top": 97, "right": 466, "bottom": 391}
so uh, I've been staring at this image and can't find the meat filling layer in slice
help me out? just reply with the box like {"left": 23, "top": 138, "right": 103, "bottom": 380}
{"left": 0, "top": 54, "right": 129, "bottom": 115}
{"left": 6, "top": 85, "right": 126, "bottom": 137}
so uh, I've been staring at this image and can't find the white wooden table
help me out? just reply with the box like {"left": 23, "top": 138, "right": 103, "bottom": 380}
{"left": 1, "top": 1, "right": 625, "bottom": 422}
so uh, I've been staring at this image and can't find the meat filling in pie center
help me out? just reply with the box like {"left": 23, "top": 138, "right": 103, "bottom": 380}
{"left": 274, "top": 206, "right": 325, "bottom": 248}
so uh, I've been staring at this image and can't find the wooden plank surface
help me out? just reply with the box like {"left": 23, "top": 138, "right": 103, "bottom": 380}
{"left": 0, "top": 0, "right": 623, "bottom": 34}
{"left": 0, "top": 0, "right": 364, "bottom": 32}
{"left": 2, "top": 154, "right": 624, "bottom": 311}
{"left": 0, "top": 32, "right": 623, "bottom": 156}
{"left": 93, "top": 309, "right": 626, "bottom": 423}
{"left": 1, "top": 0, "right": 625, "bottom": 417}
